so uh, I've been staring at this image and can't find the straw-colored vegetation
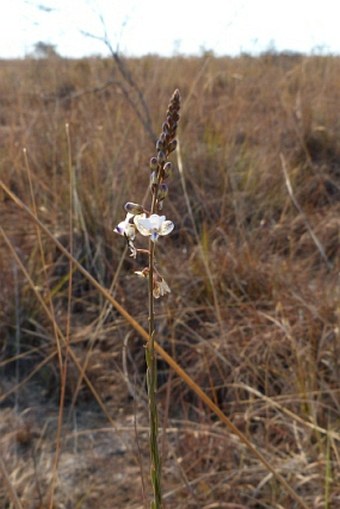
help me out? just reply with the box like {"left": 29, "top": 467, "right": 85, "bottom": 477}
{"left": 0, "top": 52, "right": 339, "bottom": 508}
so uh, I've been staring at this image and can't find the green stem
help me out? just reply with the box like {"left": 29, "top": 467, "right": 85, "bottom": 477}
{"left": 147, "top": 239, "right": 162, "bottom": 508}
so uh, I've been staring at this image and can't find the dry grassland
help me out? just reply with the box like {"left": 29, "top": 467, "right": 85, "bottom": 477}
{"left": 0, "top": 52, "right": 339, "bottom": 508}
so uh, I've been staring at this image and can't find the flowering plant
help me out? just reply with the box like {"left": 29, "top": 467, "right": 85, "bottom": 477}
{"left": 113, "top": 89, "right": 181, "bottom": 508}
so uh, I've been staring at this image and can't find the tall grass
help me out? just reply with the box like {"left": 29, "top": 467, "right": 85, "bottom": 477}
{"left": 0, "top": 52, "right": 339, "bottom": 508}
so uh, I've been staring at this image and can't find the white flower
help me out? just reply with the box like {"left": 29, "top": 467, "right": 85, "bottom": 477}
{"left": 114, "top": 212, "right": 146, "bottom": 241}
{"left": 134, "top": 214, "right": 174, "bottom": 242}
{"left": 114, "top": 212, "right": 136, "bottom": 239}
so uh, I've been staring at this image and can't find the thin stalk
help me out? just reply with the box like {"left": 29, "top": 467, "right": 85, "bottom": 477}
{"left": 48, "top": 123, "right": 74, "bottom": 509}
{"left": 23, "top": 148, "right": 63, "bottom": 370}
{"left": 147, "top": 171, "right": 162, "bottom": 506}
{"left": 145, "top": 101, "right": 169, "bottom": 507}
{"left": 147, "top": 239, "right": 162, "bottom": 508}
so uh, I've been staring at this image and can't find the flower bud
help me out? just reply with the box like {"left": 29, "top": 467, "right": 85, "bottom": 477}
{"left": 167, "top": 140, "right": 177, "bottom": 154}
{"left": 162, "top": 122, "right": 170, "bottom": 134}
{"left": 149, "top": 157, "right": 158, "bottom": 171}
{"left": 156, "top": 139, "right": 164, "bottom": 152}
{"left": 173, "top": 89, "right": 180, "bottom": 101}
{"left": 163, "top": 161, "right": 173, "bottom": 178}
{"left": 157, "top": 150, "right": 166, "bottom": 164}
{"left": 158, "top": 183, "right": 168, "bottom": 201}
{"left": 150, "top": 171, "right": 158, "bottom": 186}
{"left": 170, "top": 121, "right": 178, "bottom": 133}
{"left": 124, "top": 202, "right": 144, "bottom": 215}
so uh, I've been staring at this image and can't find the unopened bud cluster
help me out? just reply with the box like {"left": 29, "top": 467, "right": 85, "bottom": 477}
{"left": 149, "top": 89, "right": 180, "bottom": 212}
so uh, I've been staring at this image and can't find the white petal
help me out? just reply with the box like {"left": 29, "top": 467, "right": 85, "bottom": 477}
{"left": 114, "top": 212, "right": 136, "bottom": 235}
{"left": 149, "top": 214, "right": 165, "bottom": 230}
{"left": 114, "top": 220, "right": 128, "bottom": 236}
{"left": 134, "top": 216, "right": 152, "bottom": 236}
{"left": 125, "top": 224, "right": 136, "bottom": 240}
{"left": 159, "top": 220, "right": 174, "bottom": 236}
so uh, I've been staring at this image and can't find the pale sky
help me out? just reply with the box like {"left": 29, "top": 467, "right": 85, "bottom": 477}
{"left": 0, "top": 0, "right": 339, "bottom": 58}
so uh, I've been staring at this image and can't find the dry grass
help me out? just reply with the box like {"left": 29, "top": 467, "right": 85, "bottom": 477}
{"left": 0, "top": 52, "right": 339, "bottom": 508}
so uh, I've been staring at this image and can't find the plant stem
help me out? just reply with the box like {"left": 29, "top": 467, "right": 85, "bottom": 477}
{"left": 147, "top": 239, "right": 162, "bottom": 508}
